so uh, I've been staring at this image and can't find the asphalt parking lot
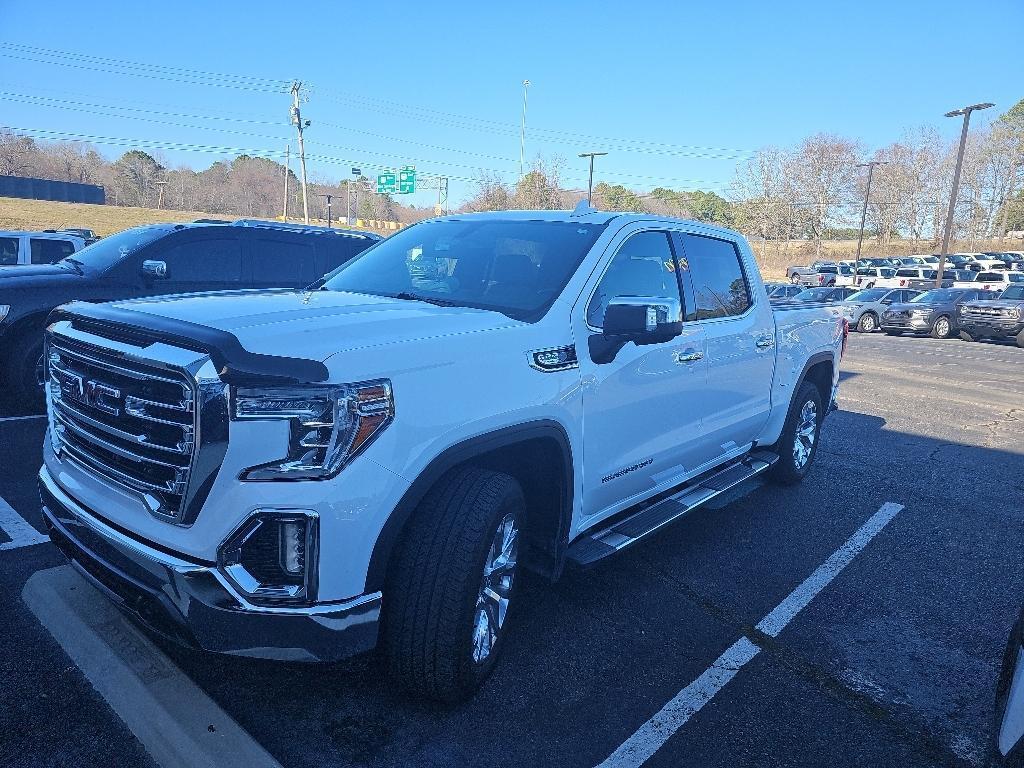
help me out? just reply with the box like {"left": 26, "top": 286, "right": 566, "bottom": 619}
{"left": 1, "top": 332, "right": 1022, "bottom": 768}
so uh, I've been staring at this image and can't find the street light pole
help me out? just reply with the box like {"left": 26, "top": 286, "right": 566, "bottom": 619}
{"left": 854, "top": 160, "right": 888, "bottom": 264}
{"left": 520, "top": 79, "right": 530, "bottom": 180}
{"left": 936, "top": 102, "right": 994, "bottom": 286}
{"left": 578, "top": 152, "right": 608, "bottom": 205}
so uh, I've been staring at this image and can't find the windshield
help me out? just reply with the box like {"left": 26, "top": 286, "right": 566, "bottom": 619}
{"left": 321, "top": 218, "right": 607, "bottom": 321}
{"left": 910, "top": 289, "right": 963, "bottom": 303}
{"left": 1000, "top": 285, "right": 1024, "bottom": 300}
{"left": 846, "top": 289, "right": 887, "bottom": 302}
{"left": 63, "top": 226, "right": 169, "bottom": 273}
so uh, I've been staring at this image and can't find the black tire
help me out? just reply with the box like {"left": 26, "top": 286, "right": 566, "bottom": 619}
{"left": 3, "top": 330, "right": 45, "bottom": 410}
{"left": 930, "top": 315, "right": 953, "bottom": 339}
{"left": 381, "top": 466, "right": 525, "bottom": 702}
{"left": 856, "top": 312, "right": 879, "bottom": 333}
{"left": 790, "top": 274, "right": 801, "bottom": 284}
{"left": 960, "top": 331, "right": 978, "bottom": 342}
{"left": 1016, "top": 330, "right": 1024, "bottom": 349}
{"left": 768, "top": 381, "right": 823, "bottom": 486}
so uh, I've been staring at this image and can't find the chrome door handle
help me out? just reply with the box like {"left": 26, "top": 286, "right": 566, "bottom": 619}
{"left": 755, "top": 336, "right": 775, "bottom": 349}
{"left": 673, "top": 349, "right": 704, "bottom": 364}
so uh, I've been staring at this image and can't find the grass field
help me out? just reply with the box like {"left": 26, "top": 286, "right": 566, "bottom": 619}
{"left": 1, "top": 196, "right": 1015, "bottom": 280}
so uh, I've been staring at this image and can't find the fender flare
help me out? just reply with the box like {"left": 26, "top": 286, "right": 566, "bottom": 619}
{"left": 793, "top": 351, "right": 836, "bottom": 409}
{"left": 364, "top": 419, "right": 575, "bottom": 593}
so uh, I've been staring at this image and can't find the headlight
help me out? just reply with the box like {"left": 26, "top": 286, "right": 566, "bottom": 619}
{"left": 0, "top": 305, "right": 9, "bottom": 323}
{"left": 234, "top": 380, "right": 393, "bottom": 480}
{"left": 910, "top": 309, "right": 931, "bottom": 317}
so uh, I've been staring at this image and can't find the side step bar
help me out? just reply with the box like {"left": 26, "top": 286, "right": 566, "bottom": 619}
{"left": 565, "top": 449, "right": 779, "bottom": 567}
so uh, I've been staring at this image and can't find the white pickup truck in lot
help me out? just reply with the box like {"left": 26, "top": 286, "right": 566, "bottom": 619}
{"left": 38, "top": 209, "right": 845, "bottom": 701}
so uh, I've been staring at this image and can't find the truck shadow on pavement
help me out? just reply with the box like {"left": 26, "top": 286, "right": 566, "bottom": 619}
{"left": 97, "top": 407, "right": 1021, "bottom": 768}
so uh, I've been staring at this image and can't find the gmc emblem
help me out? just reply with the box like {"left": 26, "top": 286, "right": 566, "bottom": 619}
{"left": 60, "top": 371, "right": 122, "bottom": 417}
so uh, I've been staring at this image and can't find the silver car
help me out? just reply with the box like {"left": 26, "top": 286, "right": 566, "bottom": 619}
{"left": 834, "top": 288, "right": 921, "bottom": 333}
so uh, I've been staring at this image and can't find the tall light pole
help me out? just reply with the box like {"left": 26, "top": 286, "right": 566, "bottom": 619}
{"left": 579, "top": 152, "right": 608, "bottom": 205}
{"left": 935, "top": 102, "right": 994, "bottom": 286}
{"left": 519, "top": 79, "right": 530, "bottom": 180}
{"left": 290, "top": 81, "right": 311, "bottom": 225}
{"left": 854, "top": 160, "right": 888, "bottom": 264}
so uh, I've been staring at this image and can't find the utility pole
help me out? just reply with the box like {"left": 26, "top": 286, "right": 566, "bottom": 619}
{"left": 282, "top": 144, "right": 290, "bottom": 220}
{"left": 578, "top": 152, "right": 608, "bottom": 205}
{"left": 854, "top": 160, "right": 888, "bottom": 264}
{"left": 318, "top": 194, "right": 334, "bottom": 228}
{"left": 520, "top": 79, "right": 530, "bottom": 180}
{"left": 290, "top": 81, "right": 311, "bottom": 224}
{"left": 348, "top": 167, "right": 360, "bottom": 226}
{"left": 936, "top": 102, "right": 994, "bottom": 286}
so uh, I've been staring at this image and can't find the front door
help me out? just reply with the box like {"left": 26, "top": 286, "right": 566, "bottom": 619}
{"left": 575, "top": 226, "right": 709, "bottom": 524}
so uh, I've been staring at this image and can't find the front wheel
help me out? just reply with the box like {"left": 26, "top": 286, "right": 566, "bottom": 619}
{"left": 930, "top": 315, "right": 952, "bottom": 339}
{"left": 3, "top": 331, "right": 45, "bottom": 410}
{"left": 382, "top": 467, "right": 524, "bottom": 702}
{"left": 857, "top": 312, "right": 878, "bottom": 333}
{"left": 1016, "top": 330, "right": 1024, "bottom": 349}
{"left": 960, "top": 331, "right": 978, "bottom": 342}
{"left": 768, "top": 381, "right": 823, "bottom": 485}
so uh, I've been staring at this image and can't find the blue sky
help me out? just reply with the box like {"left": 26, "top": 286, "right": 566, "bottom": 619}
{"left": 1, "top": 0, "right": 1021, "bottom": 207}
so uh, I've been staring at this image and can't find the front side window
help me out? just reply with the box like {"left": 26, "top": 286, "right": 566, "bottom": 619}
{"left": 30, "top": 238, "right": 76, "bottom": 264}
{"left": 160, "top": 238, "right": 242, "bottom": 282}
{"left": 587, "top": 231, "right": 679, "bottom": 327}
{"left": 0, "top": 236, "right": 17, "bottom": 265}
{"left": 680, "top": 233, "right": 751, "bottom": 320}
{"left": 323, "top": 218, "right": 607, "bottom": 322}
{"left": 249, "top": 238, "right": 316, "bottom": 285}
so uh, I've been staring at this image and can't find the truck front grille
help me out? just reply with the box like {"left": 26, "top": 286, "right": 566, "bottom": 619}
{"left": 962, "top": 306, "right": 1016, "bottom": 322}
{"left": 47, "top": 332, "right": 198, "bottom": 521}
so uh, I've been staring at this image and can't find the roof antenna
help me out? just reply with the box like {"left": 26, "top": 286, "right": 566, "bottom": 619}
{"left": 571, "top": 199, "right": 597, "bottom": 217}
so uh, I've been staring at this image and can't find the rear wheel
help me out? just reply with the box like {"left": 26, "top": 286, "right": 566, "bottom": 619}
{"left": 382, "top": 467, "right": 524, "bottom": 702}
{"left": 768, "top": 381, "right": 823, "bottom": 485}
{"left": 930, "top": 315, "right": 952, "bottom": 339}
{"left": 790, "top": 274, "right": 801, "bottom": 284}
{"left": 857, "top": 312, "right": 878, "bottom": 333}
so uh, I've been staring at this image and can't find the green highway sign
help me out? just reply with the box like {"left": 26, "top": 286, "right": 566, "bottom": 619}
{"left": 398, "top": 166, "right": 416, "bottom": 194}
{"left": 376, "top": 172, "right": 397, "bottom": 194}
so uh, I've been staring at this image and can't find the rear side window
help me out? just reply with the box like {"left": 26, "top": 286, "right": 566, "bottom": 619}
{"left": 30, "top": 238, "right": 76, "bottom": 264}
{"left": 0, "top": 236, "right": 17, "bottom": 265}
{"left": 160, "top": 238, "right": 242, "bottom": 282}
{"left": 680, "top": 233, "right": 752, "bottom": 320}
{"left": 977, "top": 272, "right": 1003, "bottom": 281}
{"left": 587, "top": 230, "right": 680, "bottom": 327}
{"left": 896, "top": 268, "right": 917, "bottom": 277}
{"left": 250, "top": 237, "right": 317, "bottom": 285}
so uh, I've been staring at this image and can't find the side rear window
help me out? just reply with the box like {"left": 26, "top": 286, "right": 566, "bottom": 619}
{"left": 680, "top": 233, "right": 752, "bottom": 320}
{"left": 160, "top": 238, "right": 242, "bottom": 282}
{"left": 896, "top": 269, "right": 916, "bottom": 277}
{"left": 250, "top": 237, "right": 317, "bottom": 285}
{"left": 30, "top": 237, "right": 76, "bottom": 264}
{"left": 977, "top": 272, "right": 1002, "bottom": 281}
{"left": 0, "top": 236, "right": 18, "bottom": 265}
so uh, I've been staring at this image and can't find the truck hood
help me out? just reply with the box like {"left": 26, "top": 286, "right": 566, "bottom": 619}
{"left": 0, "top": 262, "right": 82, "bottom": 286}
{"left": 107, "top": 289, "right": 523, "bottom": 361}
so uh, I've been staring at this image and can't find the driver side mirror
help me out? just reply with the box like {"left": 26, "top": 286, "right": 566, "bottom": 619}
{"left": 589, "top": 296, "right": 683, "bottom": 364}
{"left": 141, "top": 260, "right": 167, "bottom": 280}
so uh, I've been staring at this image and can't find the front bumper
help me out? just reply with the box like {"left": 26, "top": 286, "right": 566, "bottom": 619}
{"left": 881, "top": 315, "right": 932, "bottom": 332}
{"left": 960, "top": 321, "right": 1024, "bottom": 339}
{"left": 39, "top": 466, "right": 381, "bottom": 662}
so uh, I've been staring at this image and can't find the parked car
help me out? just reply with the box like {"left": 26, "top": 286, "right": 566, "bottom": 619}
{"left": 855, "top": 266, "right": 899, "bottom": 288}
{"left": 767, "top": 284, "right": 805, "bottom": 302}
{"left": 993, "top": 606, "right": 1024, "bottom": 767}
{"left": 0, "top": 219, "right": 382, "bottom": 406}
{"left": 958, "top": 284, "right": 1024, "bottom": 347}
{"left": 836, "top": 288, "right": 920, "bottom": 332}
{"left": 38, "top": 209, "right": 845, "bottom": 701}
{"left": 906, "top": 269, "right": 971, "bottom": 290}
{"left": 787, "top": 286, "right": 858, "bottom": 304}
{"left": 894, "top": 256, "right": 930, "bottom": 266}
{"left": 0, "top": 230, "right": 86, "bottom": 266}
{"left": 881, "top": 287, "right": 997, "bottom": 339}
{"left": 891, "top": 266, "right": 938, "bottom": 288}
{"left": 786, "top": 260, "right": 838, "bottom": 285}
{"left": 861, "top": 257, "right": 899, "bottom": 269}
{"left": 56, "top": 228, "right": 100, "bottom": 245}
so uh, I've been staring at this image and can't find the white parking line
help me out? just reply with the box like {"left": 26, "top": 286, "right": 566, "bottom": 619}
{"left": 24, "top": 566, "right": 283, "bottom": 768}
{"left": 0, "top": 495, "right": 49, "bottom": 550}
{"left": 597, "top": 502, "right": 905, "bottom": 768}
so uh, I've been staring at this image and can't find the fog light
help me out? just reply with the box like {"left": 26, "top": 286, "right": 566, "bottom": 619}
{"left": 218, "top": 511, "right": 319, "bottom": 605}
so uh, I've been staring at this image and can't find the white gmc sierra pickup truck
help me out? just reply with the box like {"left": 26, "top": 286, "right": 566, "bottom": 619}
{"left": 39, "top": 208, "right": 845, "bottom": 701}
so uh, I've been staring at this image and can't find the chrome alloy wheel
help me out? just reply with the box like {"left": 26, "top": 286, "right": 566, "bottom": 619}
{"left": 472, "top": 512, "right": 519, "bottom": 663}
{"left": 860, "top": 313, "right": 876, "bottom": 332}
{"left": 934, "top": 316, "right": 950, "bottom": 338}
{"left": 793, "top": 399, "right": 818, "bottom": 469}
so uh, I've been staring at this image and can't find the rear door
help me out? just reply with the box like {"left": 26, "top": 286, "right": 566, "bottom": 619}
{"left": 246, "top": 234, "right": 318, "bottom": 289}
{"left": 676, "top": 230, "right": 776, "bottom": 462}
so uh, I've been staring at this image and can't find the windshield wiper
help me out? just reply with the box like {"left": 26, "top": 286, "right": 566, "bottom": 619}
{"left": 390, "top": 291, "right": 462, "bottom": 307}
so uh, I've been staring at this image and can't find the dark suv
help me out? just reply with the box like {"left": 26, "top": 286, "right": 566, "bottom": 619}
{"left": 0, "top": 219, "right": 381, "bottom": 406}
